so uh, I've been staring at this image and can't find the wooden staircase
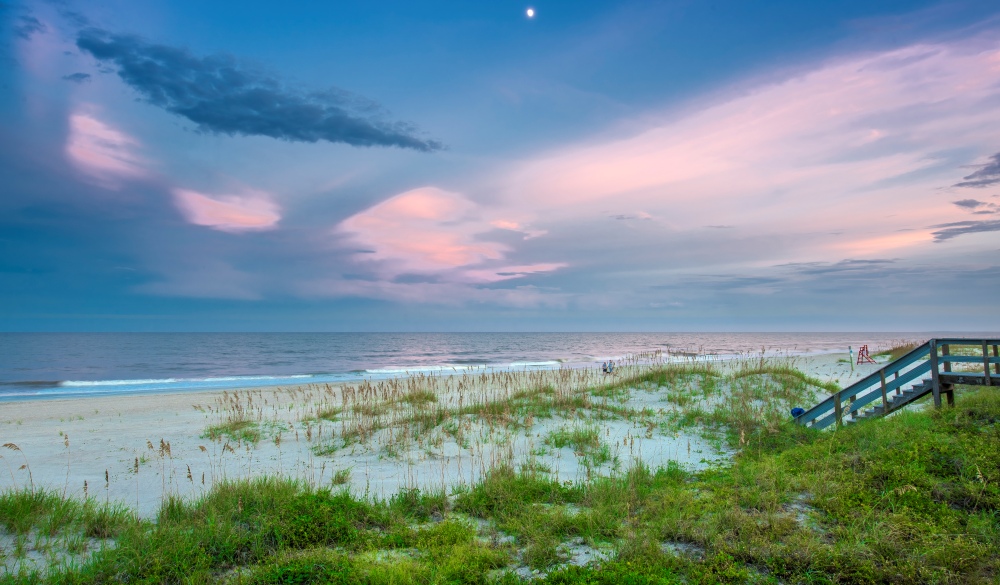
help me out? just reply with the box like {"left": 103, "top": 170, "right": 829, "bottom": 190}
{"left": 795, "top": 338, "right": 1000, "bottom": 430}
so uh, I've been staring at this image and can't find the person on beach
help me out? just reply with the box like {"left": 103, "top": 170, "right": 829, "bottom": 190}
{"left": 608, "top": 361, "right": 615, "bottom": 375}
{"left": 602, "top": 361, "right": 609, "bottom": 374}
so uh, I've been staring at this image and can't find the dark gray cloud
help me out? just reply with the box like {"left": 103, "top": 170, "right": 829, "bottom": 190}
{"left": 75, "top": 28, "right": 443, "bottom": 152}
{"left": 953, "top": 152, "right": 1000, "bottom": 188}
{"left": 952, "top": 198, "right": 985, "bottom": 209}
{"left": 932, "top": 219, "right": 1000, "bottom": 241}
{"left": 14, "top": 14, "right": 45, "bottom": 39}
{"left": 778, "top": 258, "right": 896, "bottom": 277}
{"left": 951, "top": 198, "right": 999, "bottom": 215}
{"left": 61, "top": 72, "right": 90, "bottom": 83}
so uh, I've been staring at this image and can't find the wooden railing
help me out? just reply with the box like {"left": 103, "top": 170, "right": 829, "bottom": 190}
{"left": 795, "top": 338, "right": 1000, "bottom": 429}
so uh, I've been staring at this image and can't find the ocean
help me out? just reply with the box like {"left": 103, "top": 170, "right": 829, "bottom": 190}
{"left": 0, "top": 332, "right": 976, "bottom": 401}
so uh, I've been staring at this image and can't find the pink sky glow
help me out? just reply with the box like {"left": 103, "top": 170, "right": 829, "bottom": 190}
{"left": 487, "top": 38, "right": 1000, "bottom": 260}
{"left": 323, "top": 36, "right": 1000, "bottom": 306}
{"left": 172, "top": 188, "right": 281, "bottom": 233}
{"left": 65, "top": 111, "right": 149, "bottom": 187}
{"left": 337, "top": 187, "right": 564, "bottom": 282}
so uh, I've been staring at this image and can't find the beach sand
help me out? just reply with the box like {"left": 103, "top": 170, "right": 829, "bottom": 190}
{"left": 0, "top": 353, "right": 883, "bottom": 519}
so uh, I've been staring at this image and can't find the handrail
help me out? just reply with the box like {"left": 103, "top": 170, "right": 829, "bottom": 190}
{"left": 930, "top": 338, "right": 1000, "bottom": 345}
{"left": 795, "top": 341, "right": 930, "bottom": 426}
{"left": 795, "top": 338, "right": 1000, "bottom": 428}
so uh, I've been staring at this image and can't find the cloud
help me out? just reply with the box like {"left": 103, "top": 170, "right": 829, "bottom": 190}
{"left": 951, "top": 198, "right": 999, "bottom": 215}
{"left": 64, "top": 111, "right": 148, "bottom": 187}
{"left": 953, "top": 152, "right": 1000, "bottom": 188}
{"left": 14, "top": 15, "right": 45, "bottom": 40}
{"left": 75, "top": 28, "right": 442, "bottom": 152}
{"left": 490, "top": 219, "right": 547, "bottom": 239}
{"left": 337, "top": 186, "right": 565, "bottom": 284}
{"left": 460, "top": 263, "right": 569, "bottom": 283}
{"left": 62, "top": 72, "right": 90, "bottom": 83}
{"left": 612, "top": 211, "right": 653, "bottom": 221}
{"left": 172, "top": 188, "right": 281, "bottom": 233}
{"left": 931, "top": 219, "right": 1000, "bottom": 241}
{"left": 488, "top": 37, "right": 1000, "bottom": 277}
{"left": 337, "top": 187, "right": 508, "bottom": 275}
{"left": 299, "top": 278, "right": 569, "bottom": 308}
{"left": 339, "top": 187, "right": 506, "bottom": 273}
{"left": 953, "top": 198, "right": 987, "bottom": 209}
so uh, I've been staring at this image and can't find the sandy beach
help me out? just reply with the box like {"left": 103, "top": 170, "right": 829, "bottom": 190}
{"left": 0, "top": 353, "right": 881, "bottom": 519}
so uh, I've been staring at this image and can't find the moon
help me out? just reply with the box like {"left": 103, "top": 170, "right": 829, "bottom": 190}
{"left": 526, "top": 7, "right": 535, "bottom": 18}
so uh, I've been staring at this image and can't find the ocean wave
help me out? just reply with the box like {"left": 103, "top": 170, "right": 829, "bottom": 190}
{"left": 363, "top": 365, "right": 478, "bottom": 375}
{"left": 59, "top": 374, "right": 316, "bottom": 388}
{"left": 363, "top": 360, "right": 564, "bottom": 376}
{"left": 0, "top": 380, "right": 61, "bottom": 388}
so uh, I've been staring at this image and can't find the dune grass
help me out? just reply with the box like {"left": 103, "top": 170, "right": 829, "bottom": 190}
{"left": 4, "top": 373, "right": 999, "bottom": 583}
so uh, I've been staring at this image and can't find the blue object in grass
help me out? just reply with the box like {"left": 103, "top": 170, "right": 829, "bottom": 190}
{"left": 790, "top": 407, "right": 805, "bottom": 418}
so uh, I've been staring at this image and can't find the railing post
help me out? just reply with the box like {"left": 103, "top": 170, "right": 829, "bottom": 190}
{"left": 994, "top": 344, "right": 999, "bottom": 376}
{"left": 834, "top": 394, "right": 842, "bottom": 428}
{"left": 985, "top": 341, "right": 992, "bottom": 387}
{"left": 894, "top": 370, "right": 900, "bottom": 395}
{"left": 930, "top": 339, "right": 942, "bottom": 408}
{"left": 880, "top": 370, "right": 888, "bottom": 412}
{"left": 943, "top": 344, "right": 951, "bottom": 373}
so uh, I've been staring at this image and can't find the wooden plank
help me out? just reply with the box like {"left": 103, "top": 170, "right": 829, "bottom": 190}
{"left": 985, "top": 342, "right": 992, "bottom": 387}
{"left": 884, "top": 362, "right": 931, "bottom": 394}
{"left": 796, "top": 396, "right": 834, "bottom": 425}
{"left": 939, "top": 374, "right": 991, "bottom": 386}
{"left": 933, "top": 338, "right": 1000, "bottom": 346}
{"left": 880, "top": 370, "right": 888, "bottom": 411}
{"left": 943, "top": 344, "right": 951, "bottom": 373}
{"left": 994, "top": 345, "right": 999, "bottom": 376}
{"left": 813, "top": 412, "right": 836, "bottom": 430}
{"left": 930, "top": 339, "right": 942, "bottom": 408}
{"left": 837, "top": 341, "right": 930, "bottom": 397}
{"left": 795, "top": 340, "right": 938, "bottom": 428}
{"left": 940, "top": 355, "right": 1000, "bottom": 364}
{"left": 840, "top": 364, "right": 931, "bottom": 416}
{"left": 845, "top": 382, "right": 905, "bottom": 413}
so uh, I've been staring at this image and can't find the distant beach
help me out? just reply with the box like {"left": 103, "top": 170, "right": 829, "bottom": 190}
{"left": 0, "top": 332, "right": 957, "bottom": 401}
{"left": 1, "top": 350, "right": 884, "bottom": 518}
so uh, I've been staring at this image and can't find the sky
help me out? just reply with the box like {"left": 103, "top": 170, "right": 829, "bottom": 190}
{"left": 1, "top": 0, "right": 999, "bottom": 332}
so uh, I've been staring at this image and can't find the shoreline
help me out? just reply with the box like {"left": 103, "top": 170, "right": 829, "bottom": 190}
{"left": 0, "top": 347, "right": 873, "bottom": 403}
{"left": 0, "top": 353, "right": 881, "bottom": 519}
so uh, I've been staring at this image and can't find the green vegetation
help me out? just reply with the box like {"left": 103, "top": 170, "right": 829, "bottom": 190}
{"left": 873, "top": 340, "right": 922, "bottom": 361}
{"left": 4, "top": 368, "right": 1000, "bottom": 583}
{"left": 203, "top": 419, "right": 261, "bottom": 443}
{"left": 545, "top": 425, "right": 612, "bottom": 468}
{"left": 202, "top": 419, "right": 284, "bottom": 444}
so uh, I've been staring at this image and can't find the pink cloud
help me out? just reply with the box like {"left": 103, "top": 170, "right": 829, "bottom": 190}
{"left": 490, "top": 219, "right": 548, "bottom": 239}
{"left": 336, "top": 186, "right": 566, "bottom": 296}
{"left": 172, "top": 188, "right": 281, "bottom": 233}
{"left": 461, "top": 263, "right": 570, "bottom": 283}
{"left": 497, "top": 37, "right": 1000, "bottom": 263}
{"left": 65, "top": 111, "right": 148, "bottom": 187}
{"left": 331, "top": 35, "right": 1000, "bottom": 309}
{"left": 338, "top": 187, "right": 550, "bottom": 275}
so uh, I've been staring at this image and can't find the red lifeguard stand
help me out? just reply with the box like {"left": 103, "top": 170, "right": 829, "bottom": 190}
{"left": 856, "top": 344, "right": 876, "bottom": 365}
